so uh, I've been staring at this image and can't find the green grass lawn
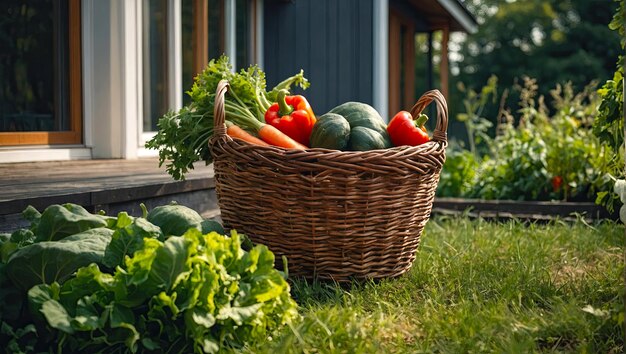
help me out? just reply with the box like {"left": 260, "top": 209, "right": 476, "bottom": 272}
{"left": 248, "top": 216, "right": 624, "bottom": 353}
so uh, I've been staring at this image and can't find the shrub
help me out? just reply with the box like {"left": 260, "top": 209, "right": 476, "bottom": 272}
{"left": 439, "top": 77, "right": 611, "bottom": 203}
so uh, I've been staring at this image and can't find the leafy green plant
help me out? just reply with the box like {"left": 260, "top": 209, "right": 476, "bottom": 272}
{"left": 542, "top": 81, "right": 609, "bottom": 201}
{"left": 440, "top": 76, "right": 613, "bottom": 204}
{"left": 440, "top": 1, "right": 624, "bottom": 209}
{"left": 469, "top": 119, "right": 552, "bottom": 200}
{"left": 6, "top": 228, "right": 113, "bottom": 292}
{"left": 456, "top": 75, "right": 498, "bottom": 157}
{"left": 0, "top": 203, "right": 298, "bottom": 353}
{"left": 593, "top": 0, "right": 625, "bottom": 213}
{"left": 34, "top": 204, "right": 111, "bottom": 242}
{"left": 30, "top": 229, "right": 297, "bottom": 353}
{"left": 0, "top": 204, "right": 116, "bottom": 293}
{"left": 145, "top": 55, "right": 310, "bottom": 180}
{"left": 436, "top": 142, "right": 479, "bottom": 197}
{"left": 101, "top": 211, "right": 163, "bottom": 269}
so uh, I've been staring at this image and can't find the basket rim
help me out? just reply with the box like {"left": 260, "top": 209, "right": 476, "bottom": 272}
{"left": 210, "top": 134, "right": 447, "bottom": 155}
{"left": 209, "top": 79, "right": 449, "bottom": 151}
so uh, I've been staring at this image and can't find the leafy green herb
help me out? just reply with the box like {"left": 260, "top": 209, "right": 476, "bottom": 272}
{"left": 145, "top": 55, "right": 309, "bottom": 180}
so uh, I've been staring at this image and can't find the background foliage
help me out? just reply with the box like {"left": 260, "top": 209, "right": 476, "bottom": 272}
{"left": 438, "top": 78, "right": 614, "bottom": 205}
{"left": 438, "top": 0, "right": 624, "bottom": 211}
{"left": 448, "top": 0, "right": 621, "bottom": 129}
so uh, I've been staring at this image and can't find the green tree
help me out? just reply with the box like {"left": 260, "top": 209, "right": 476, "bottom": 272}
{"left": 450, "top": 0, "right": 621, "bottom": 123}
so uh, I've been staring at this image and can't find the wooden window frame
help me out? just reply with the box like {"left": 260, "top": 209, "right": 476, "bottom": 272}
{"left": 0, "top": 0, "right": 82, "bottom": 146}
{"left": 179, "top": 0, "right": 263, "bottom": 101}
{"left": 388, "top": 9, "right": 416, "bottom": 119}
{"left": 190, "top": 0, "right": 261, "bottom": 82}
{"left": 192, "top": 0, "right": 210, "bottom": 76}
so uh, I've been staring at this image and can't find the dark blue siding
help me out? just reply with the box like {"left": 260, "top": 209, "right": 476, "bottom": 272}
{"left": 263, "top": 0, "right": 374, "bottom": 115}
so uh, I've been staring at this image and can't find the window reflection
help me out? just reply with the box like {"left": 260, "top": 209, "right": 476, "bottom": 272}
{"left": 235, "top": 0, "right": 250, "bottom": 70}
{"left": 182, "top": 0, "right": 194, "bottom": 106}
{"left": 181, "top": 0, "right": 224, "bottom": 106}
{"left": 144, "top": 0, "right": 254, "bottom": 132}
{"left": 142, "top": 0, "right": 169, "bottom": 132}
{"left": 0, "top": 0, "right": 70, "bottom": 132}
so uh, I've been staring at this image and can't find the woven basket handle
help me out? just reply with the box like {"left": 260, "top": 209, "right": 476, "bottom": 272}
{"left": 213, "top": 79, "right": 230, "bottom": 138}
{"left": 409, "top": 89, "right": 448, "bottom": 143}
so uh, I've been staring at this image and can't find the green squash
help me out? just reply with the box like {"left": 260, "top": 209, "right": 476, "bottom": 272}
{"left": 199, "top": 219, "right": 226, "bottom": 235}
{"left": 348, "top": 126, "right": 392, "bottom": 151}
{"left": 329, "top": 101, "right": 388, "bottom": 134}
{"left": 309, "top": 113, "right": 351, "bottom": 150}
{"left": 329, "top": 102, "right": 393, "bottom": 150}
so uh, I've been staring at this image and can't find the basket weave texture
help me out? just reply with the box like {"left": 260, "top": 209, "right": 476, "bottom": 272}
{"left": 209, "top": 80, "right": 448, "bottom": 282}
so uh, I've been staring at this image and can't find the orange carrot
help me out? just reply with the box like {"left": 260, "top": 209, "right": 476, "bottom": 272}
{"left": 257, "top": 124, "right": 308, "bottom": 150}
{"left": 226, "top": 122, "right": 270, "bottom": 147}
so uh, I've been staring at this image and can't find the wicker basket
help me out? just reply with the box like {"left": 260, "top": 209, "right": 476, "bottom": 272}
{"left": 209, "top": 80, "right": 448, "bottom": 282}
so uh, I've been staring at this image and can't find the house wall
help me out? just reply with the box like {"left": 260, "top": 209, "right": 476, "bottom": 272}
{"left": 263, "top": 0, "right": 375, "bottom": 115}
{"left": 83, "top": 0, "right": 129, "bottom": 159}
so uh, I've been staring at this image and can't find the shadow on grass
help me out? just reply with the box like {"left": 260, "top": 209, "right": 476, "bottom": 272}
{"left": 288, "top": 276, "right": 389, "bottom": 308}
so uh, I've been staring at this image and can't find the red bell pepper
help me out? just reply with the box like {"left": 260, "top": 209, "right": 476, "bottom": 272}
{"left": 264, "top": 90, "right": 316, "bottom": 146}
{"left": 386, "top": 111, "right": 430, "bottom": 147}
{"left": 551, "top": 176, "right": 563, "bottom": 192}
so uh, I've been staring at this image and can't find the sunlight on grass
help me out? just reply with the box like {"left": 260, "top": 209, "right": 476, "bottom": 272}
{"left": 247, "top": 217, "right": 624, "bottom": 353}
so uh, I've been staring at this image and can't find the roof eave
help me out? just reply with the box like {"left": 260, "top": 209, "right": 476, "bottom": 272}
{"left": 436, "top": 0, "right": 478, "bottom": 33}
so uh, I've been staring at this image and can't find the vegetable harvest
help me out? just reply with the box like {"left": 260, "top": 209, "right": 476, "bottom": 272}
{"left": 218, "top": 82, "right": 308, "bottom": 150}
{"left": 145, "top": 55, "right": 310, "bottom": 180}
{"left": 0, "top": 203, "right": 298, "bottom": 353}
{"left": 265, "top": 89, "right": 317, "bottom": 146}
{"left": 146, "top": 55, "right": 439, "bottom": 179}
{"left": 226, "top": 121, "right": 270, "bottom": 147}
{"left": 386, "top": 111, "right": 431, "bottom": 147}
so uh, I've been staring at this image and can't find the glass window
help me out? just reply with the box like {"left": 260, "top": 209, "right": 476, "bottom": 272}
{"left": 235, "top": 0, "right": 251, "bottom": 69}
{"left": 207, "top": 0, "right": 223, "bottom": 60}
{"left": 142, "top": 0, "right": 170, "bottom": 132}
{"left": 181, "top": 0, "right": 224, "bottom": 105}
{"left": 181, "top": 0, "right": 224, "bottom": 106}
{"left": 182, "top": 0, "right": 194, "bottom": 106}
{"left": 0, "top": 0, "right": 70, "bottom": 132}
{"left": 145, "top": 0, "right": 254, "bottom": 131}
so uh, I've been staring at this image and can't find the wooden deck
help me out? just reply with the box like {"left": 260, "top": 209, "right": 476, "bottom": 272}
{"left": 0, "top": 158, "right": 216, "bottom": 232}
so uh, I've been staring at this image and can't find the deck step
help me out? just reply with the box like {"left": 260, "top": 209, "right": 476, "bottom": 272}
{"left": 0, "top": 159, "right": 217, "bottom": 232}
